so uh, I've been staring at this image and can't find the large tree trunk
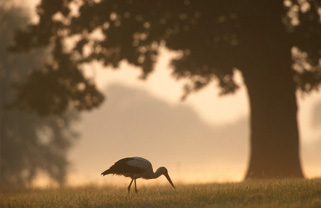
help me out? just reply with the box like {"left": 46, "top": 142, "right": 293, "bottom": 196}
{"left": 241, "top": 53, "right": 304, "bottom": 179}
{"left": 236, "top": 1, "right": 305, "bottom": 179}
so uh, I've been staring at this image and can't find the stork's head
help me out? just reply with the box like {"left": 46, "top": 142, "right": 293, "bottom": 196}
{"left": 158, "top": 167, "right": 175, "bottom": 189}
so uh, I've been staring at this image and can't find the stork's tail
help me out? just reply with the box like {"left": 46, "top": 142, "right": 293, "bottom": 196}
{"left": 101, "top": 169, "right": 111, "bottom": 176}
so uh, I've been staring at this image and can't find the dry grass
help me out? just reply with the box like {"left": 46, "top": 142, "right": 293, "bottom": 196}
{"left": 1, "top": 179, "right": 321, "bottom": 208}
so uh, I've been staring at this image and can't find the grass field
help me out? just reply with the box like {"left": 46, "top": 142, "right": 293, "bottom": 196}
{"left": 1, "top": 179, "right": 321, "bottom": 208}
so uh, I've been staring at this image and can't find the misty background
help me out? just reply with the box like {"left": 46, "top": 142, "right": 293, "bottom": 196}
{"left": 1, "top": 0, "right": 321, "bottom": 188}
{"left": 70, "top": 83, "right": 248, "bottom": 184}
{"left": 67, "top": 82, "right": 321, "bottom": 185}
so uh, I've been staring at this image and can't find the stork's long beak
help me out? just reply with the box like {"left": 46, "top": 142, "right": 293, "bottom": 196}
{"left": 164, "top": 172, "right": 175, "bottom": 189}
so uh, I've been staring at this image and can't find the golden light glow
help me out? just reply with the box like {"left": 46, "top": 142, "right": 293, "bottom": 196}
{"left": 20, "top": 0, "right": 321, "bottom": 188}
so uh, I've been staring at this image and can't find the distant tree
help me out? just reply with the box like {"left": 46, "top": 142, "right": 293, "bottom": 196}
{"left": 11, "top": 0, "right": 321, "bottom": 179}
{"left": 0, "top": 2, "right": 78, "bottom": 188}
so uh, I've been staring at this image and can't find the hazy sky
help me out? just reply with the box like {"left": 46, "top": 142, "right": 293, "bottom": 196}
{"left": 91, "top": 48, "right": 321, "bottom": 143}
{"left": 69, "top": 81, "right": 249, "bottom": 185}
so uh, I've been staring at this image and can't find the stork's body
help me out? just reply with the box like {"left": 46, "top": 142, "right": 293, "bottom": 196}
{"left": 101, "top": 157, "right": 175, "bottom": 193}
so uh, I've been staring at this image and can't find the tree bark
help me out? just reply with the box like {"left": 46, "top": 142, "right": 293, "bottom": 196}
{"left": 241, "top": 55, "right": 304, "bottom": 179}
{"left": 235, "top": 1, "right": 305, "bottom": 179}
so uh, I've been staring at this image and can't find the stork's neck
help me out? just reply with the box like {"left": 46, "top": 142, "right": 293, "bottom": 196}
{"left": 145, "top": 168, "right": 162, "bottom": 179}
{"left": 153, "top": 168, "right": 163, "bottom": 178}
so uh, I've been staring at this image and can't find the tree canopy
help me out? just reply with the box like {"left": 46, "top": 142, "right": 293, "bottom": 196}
{"left": 10, "top": 0, "right": 321, "bottom": 115}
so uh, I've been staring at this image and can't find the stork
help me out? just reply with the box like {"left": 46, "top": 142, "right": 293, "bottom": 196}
{"left": 101, "top": 157, "right": 175, "bottom": 193}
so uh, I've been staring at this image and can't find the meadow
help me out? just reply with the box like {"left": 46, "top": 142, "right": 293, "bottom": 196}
{"left": 1, "top": 179, "right": 321, "bottom": 208}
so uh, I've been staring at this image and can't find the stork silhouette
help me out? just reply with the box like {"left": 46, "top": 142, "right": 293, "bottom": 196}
{"left": 101, "top": 157, "right": 175, "bottom": 193}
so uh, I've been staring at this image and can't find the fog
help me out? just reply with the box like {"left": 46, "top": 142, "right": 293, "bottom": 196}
{"left": 67, "top": 83, "right": 321, "bottom": 186}
{"left": 69, "top": 83, "right": 249, "bottom": 185}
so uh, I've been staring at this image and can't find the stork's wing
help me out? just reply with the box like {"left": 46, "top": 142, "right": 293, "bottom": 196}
{"left": 128, "top": 157, "right": 153, "bottom": 170}
{"left": 102, "top": 157, "right": 145, "bottom": 176}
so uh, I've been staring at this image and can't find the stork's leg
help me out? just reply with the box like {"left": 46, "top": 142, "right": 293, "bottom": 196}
{"left": 134, "top": 179, "right": 138, "bottom": 193}
{"left": 128, "top": 179, "right": 134, "bottom": 193}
